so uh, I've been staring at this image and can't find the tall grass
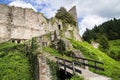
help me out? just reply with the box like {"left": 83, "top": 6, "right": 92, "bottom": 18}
{"left": 0, "top": 42, "right": 32, "bottom": 80}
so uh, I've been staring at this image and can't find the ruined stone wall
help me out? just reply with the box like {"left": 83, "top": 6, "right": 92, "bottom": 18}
{"left": 68, "top": 6, "right": 82, "bottom": 41}
{"left": 0, "top": 4, "right": 60, "bottom": 42}
{"left": 0, "top": 5, "right": 11, "bottom": 42}
{"left": 69, "top": 6, "right": 77, "bottom": 22}
{"left": 0, "top": 4, "right": 81, "bottom": 43}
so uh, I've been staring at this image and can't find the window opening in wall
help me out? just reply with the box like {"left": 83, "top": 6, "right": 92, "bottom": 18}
{"left": 12, "top": 40, "right": 15, "bottom": 43}
{"left": 17, "top": 40, "right": 20, "bottom": 43}
{"left": 58, "top": 24, "right": 61, "bottom": 30}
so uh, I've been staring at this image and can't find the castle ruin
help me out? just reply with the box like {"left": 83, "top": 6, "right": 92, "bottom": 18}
{"left": 0, "top": 4, "right": 81, "bottom": 43}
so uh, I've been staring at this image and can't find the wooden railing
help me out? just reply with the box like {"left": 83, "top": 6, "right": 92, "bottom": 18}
{"left": 55, "top": 56, "right": 104, "bottom": 74}
{"left": 73, "top": 56, "right": 104, "bottom": 71}
{"left": 56, "top": 57, "right": 81, "bottom": 74}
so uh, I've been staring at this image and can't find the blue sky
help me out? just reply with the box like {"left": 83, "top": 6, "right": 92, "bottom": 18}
{"left": 0, "top": 0, "right": 120, "bottom": 36}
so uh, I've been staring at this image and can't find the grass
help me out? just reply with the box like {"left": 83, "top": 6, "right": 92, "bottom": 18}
{"left": 109, "top": 39, "right": 120, "bottom": 53}
{"left": 0, "top": 42, "right": 17, "bottom": 50}
{"left": 69, "top": 39, "right": 120, "bottom": 80}
{"left": 0, "top": 42, "right": 32, "bottom": 80}
{"left": 70, "top": 74, "right": 84, "bottom": 80}
{"left": 43, "top": 47, "right": 73, "bottom": 60}
{"left": 109, "top": 39, "right": 120, "bottom": 61}
{"left": 43, "top": 46, "right": 61, "bottom": 56}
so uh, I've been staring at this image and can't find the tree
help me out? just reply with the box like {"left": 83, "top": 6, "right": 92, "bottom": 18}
{"left": 83, "top": 18, "right": 120, "bottom": 41}
{"left": 55, "top": 7, "right": 76, "bottom": 26}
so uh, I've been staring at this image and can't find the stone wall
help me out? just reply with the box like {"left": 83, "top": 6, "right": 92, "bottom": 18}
{"left": 68, "top": 6, "right": 79, "bottom": 30}
{"left": 0, "top": 4, "right": 60, "bottom": 42}
{"left": 38, "top": 55, "right": 51, "bottom": 80}
{"left": 0, "top": 4, "right": 82, "bottom": 43}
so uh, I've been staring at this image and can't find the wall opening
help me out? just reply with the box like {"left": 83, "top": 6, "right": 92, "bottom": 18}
{"left": 58, "top": 69, "right": 72, "bottom": 80}
{"left": 12, "top": 40, "right": 15, "bottom": 43}
{"left": 58, "top": 24, "right": 61, "bottom": 30}
{"left": 17, "top": 40, "right": 20, "bottom": 43}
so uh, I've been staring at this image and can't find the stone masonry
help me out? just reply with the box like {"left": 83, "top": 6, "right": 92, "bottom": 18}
{"left": 0, "top": 4, "right": 82, "bottom": 43}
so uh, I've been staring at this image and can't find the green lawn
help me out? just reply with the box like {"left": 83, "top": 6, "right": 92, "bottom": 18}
{"left": 0, "top": 42, "right": 32, "bottom": 80}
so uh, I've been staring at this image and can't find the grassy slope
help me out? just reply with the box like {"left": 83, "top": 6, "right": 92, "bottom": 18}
{"left": 109, "top": 39, "right": 120, "bottom": 53}
{"left": 109, "top": 39, "right": 120, "bottom": 61}
{"left": 0, "top": 42, "right": 32, "bottom": 80}
{"left": 69, "top": 39, "right": 120, "bottom": 80}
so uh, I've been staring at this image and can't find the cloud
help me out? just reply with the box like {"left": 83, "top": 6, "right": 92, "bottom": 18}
{"left": 8, "top": 0, "right": 120, "bottom": 36}
{"left": 40, "top": 7, "right": 57, "bottom": 18}
{"left": 30, "top": 0, "right": 76, "bottom": 18}
{"left": 75, "top": 0, "right": 120, "bottom": 18}
{"left": 9, "top": 0, "right": 37, "bottom": 12}
{"left": 74, "top": 0, "right": 120, "bottom": 35}
{"left": 79, "top": 15, "right": 108, "bottom": 36}
{"left": 32, "top": 0, "right": 120, "bottom": 35}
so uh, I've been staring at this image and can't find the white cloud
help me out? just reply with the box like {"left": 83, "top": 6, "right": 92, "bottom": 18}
{"left": 9, "top": 0, "right": 37, "bottom": 12}
{"left": 76, "top": 0, "right": 120, "bottom": 18}
{"left": 8, "top": 0, "right": 120, "bottom": 36}
{"left": 40, "top": 7, "right": 57, "bottom": 18}
{"left": 31, "top": 0, "right": 76, "bottom": 18}
{"left": 32, "top": 0, "right": 120, "bottom": 35}
{"left": 79, "top": 15, "right": 108, "bottom": 36}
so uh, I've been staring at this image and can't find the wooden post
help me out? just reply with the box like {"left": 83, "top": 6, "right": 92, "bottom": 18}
{"left": 72, "top": 61, "right": 75, "bottom": 74}
{"left": 83, "top": 59, "right": 85, "bottom": 69}
{"left": 94, "top": 62, "right": 97, "bottom": 71}
{"left": 57, "top": 58, "right": 60, "bottom": 70}
{"left": 63, "top": 59, "right": 67, "bottom": 75}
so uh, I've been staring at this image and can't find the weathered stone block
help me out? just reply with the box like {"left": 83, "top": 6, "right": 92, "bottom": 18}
{"left": 11, "top": 25, "right": 32, "bottom": 39}
{"left": 0, "top": 24, "right": 9, "bottom": 38}
{"left": 0, "top": 5, "right": 9, "bottom": 24}
{"left": 11, "top": 7, "right": 25, "bottom": 26}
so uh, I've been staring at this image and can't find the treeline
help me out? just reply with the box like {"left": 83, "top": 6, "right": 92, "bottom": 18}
{"left": 83, "top": 18, "right": 120, "bottom": 42}
{"left": 82, "top": 18, "right": 120, "bottom": 61}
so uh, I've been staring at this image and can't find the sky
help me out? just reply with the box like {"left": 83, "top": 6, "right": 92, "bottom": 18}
{"left": 0, "top": 0, "right": 120, "bottom": 36}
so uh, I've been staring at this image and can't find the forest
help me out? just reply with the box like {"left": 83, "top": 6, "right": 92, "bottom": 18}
{"left": 83, "top": 18, "right": 120, "bottom": 61}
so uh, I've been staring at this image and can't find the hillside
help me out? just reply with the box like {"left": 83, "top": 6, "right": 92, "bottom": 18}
{"left": 0, "top": 4, "right": 120, "bottom": 80}
{"left": 82, "top": 18, "right": 120, "bottom": 59}
{"left": 1, "top": 39, "right": 120, "bottom": 80}
{"left": 69, "top": 39, "right": 120, "bottom": 80}
{"left": 109, "top": 39, "right": 120, "bottom": 61}
{"left": 0, "top": 42, "right": 32, "bottom": 80}
{"left": 42, "top": 38, "right": 120, "bottom": 80}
